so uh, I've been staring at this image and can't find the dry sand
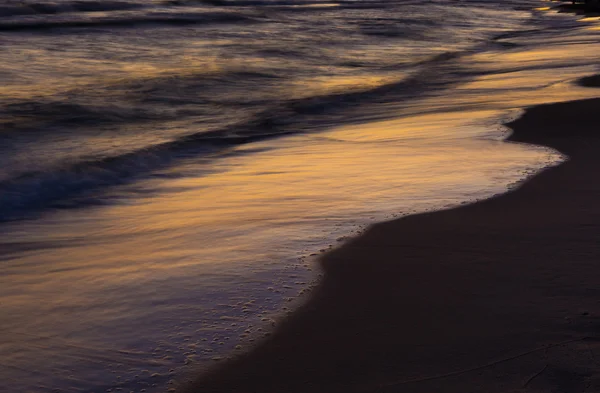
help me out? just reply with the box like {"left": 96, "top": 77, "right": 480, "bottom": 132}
{"left": 182, "top": 77, "right": 600, "bottom": 393}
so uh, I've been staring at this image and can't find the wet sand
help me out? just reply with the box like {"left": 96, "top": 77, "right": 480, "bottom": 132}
{"left": 183, "top": 78, "right": 600, "bottom": 393}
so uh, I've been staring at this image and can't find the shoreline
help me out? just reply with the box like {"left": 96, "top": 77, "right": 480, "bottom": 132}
{"left": 182, "top": 76, "right": 600, "bottom": 393}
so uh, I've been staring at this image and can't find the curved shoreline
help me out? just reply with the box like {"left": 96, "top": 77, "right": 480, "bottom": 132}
{"left": 182, "top": 79, "right": 600, "bottom": 393}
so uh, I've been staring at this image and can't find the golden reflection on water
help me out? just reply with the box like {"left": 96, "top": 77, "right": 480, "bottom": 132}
{"left": 290, "top": 3, "right": 340, "bottom": 7}
{"left": 0, "top": 44, "right": 225, "bottom": 100}
{"left": 93, "top": 109, "right": 556, "bottom": 261}
{"left": 454, "top": 39, "right": 600, "bottom": 110}
{"left": 292, "top": 74, "right": 401, "bottom": 97}
{"left": 0, "top": 109, "right": 561, "bottom": 321}
{"left": 578, "top": 16, "right": 600, "bottom": 22}
{"left": 475, "top": 45, "right": 600, "bottom": 68}
{"left": 0, "top": 51, "right": 397, "bottom": 106}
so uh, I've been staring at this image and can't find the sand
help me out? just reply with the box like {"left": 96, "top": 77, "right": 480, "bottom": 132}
{"left": 182, "top": 78, "right": 600, "bottom": 393}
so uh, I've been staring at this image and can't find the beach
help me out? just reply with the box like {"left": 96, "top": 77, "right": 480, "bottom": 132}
{"left": 2, "top": 1, "right": 600, "bottom": 392}
{"left": 182, "top": 79, "right": 600, "bottom": 392}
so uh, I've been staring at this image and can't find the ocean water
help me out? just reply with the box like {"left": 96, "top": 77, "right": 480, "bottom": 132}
{"left": 1, "top": 0, "right": 600, "bottom": 392}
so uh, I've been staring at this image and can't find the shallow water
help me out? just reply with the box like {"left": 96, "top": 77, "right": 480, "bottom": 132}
{"left": 1, "top": 1, "right": 600, "bottom": 392}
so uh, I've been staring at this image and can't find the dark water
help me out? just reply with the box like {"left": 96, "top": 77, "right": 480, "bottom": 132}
{"left": 1, "top": 0, "right": 599, "bottom": 392}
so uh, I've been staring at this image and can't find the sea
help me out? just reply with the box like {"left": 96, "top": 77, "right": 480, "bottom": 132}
{"left": 1, "top": 0, "right": 599, "bottom": 392}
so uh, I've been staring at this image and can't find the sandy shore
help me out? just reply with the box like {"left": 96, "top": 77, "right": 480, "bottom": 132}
{"left": 182, "top": 78, "right": 600, "bottom": 393}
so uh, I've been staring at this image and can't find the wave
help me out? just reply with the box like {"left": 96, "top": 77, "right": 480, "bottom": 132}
{"left": 0, "top": 120, "right": 293, "bottom": 222}
{"left": 0, "top": 1, "right": 146, "bottom": 18}
{"left": 0, "top": 70, "right": 283, "bottom": 135}
{"left": 0, "top": 50, "right": 468, "bottom": 222}
{"left": 0, "top": 11, "right": 258, "bottom": 31}
{"left": 1, "top": 101, "right": 160, "bottom": 131}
